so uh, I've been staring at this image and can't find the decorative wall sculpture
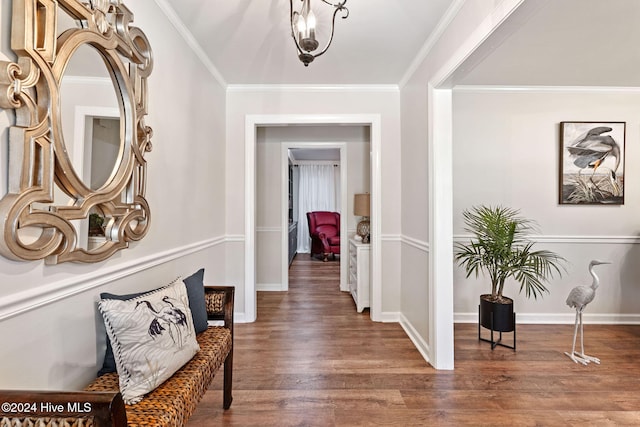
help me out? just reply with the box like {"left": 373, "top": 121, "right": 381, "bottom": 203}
{"left": 0, "top": 0, "right": 153, "bottom": 264}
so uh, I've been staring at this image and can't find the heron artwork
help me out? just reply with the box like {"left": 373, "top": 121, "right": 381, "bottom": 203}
{"left": 564, "top": 260, "right": 610, "bottom": 365}
{"left": 565, "top": 125, "right": 622, "bottom": 203}
{"left": 136, "top": 296, "right": 189, "bottom": 346}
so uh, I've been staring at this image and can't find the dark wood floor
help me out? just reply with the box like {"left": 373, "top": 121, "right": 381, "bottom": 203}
{"left": 188, "top": 255, "right": 640, "bottom": 426}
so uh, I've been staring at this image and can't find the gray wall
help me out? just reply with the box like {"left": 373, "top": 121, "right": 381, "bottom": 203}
{"left": 453, "top": 88, "right": 640, "bottom": 323}
{"left": 0, "top": 2, "right": 227, "bottom": 389}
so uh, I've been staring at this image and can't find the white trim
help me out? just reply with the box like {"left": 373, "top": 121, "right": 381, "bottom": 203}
{"left": 401, "top": 235, "right": 430, "bottom": 252}
{"left": 428, "top": 86, "right": 455, "bottom": 370}
{"left": 153, "top": 0, "right": 227, "bottom": 88}
{"left": 281, "top": 142, "right": 349, "bottom": 293}
{"left": 431, "top": 0, "right": 533, "bottom": 88}
{"left": 455, "top": 312, "right": 640, "bottom": 325}
{"left": 399, "top": 313, "right": 432, "bottom": 365}
{"left": 369, "top": 115, "right": 382, "bottom": 322}
{"left": 257, "top": 283, "right": 285, "bottom": 292}
{"left": 246, "top": 114, "right": 383, "bottom": 322}
{"left": 453, "top": 85, "right": 640, "bottom": 94}
{"left": 72, "top": 106, "right": 120, "bottom": 171}
{"left": 71, "top": 106, "right": 120, "bottom": 247}
{"left": 291, "top": 160, "right": 341, "bottom": 166}
{"left": 0, "top": 236, "right": 226, "bottom": 322}
{"left": 256, "top": 227, "right": 282, "bottom": 233}
{"left": 399, "top": 0, "right": 466, "bottom": 88}
{"left": 245, "top": 119, "right": 257, "bottom": 322}
{"left": 228, "top": 84, "right": 398, "bottom": 93}
{"left": 378, "top": 311, "right": 401, "bottom": 323}
{"left": 225, "top": 235, "right": 245, "bottom": 242}
{"left": 453, "top": 234, "right": 640, "bottom": 245}
{"left": 424, "top": 0, "right": 530, "bottom": 371}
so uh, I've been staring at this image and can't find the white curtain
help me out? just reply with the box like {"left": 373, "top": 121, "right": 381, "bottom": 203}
{"left": 297, "top": 164, "right": 337, "bottom": 253}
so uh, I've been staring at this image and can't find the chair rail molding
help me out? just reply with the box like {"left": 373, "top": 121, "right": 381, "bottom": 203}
{"left": 0, "top": 236, "right": 225, "bottom": 322}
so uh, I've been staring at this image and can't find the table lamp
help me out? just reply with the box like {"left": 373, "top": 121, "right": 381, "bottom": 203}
{"left": 354, "top": 193, "right": 370, "bottom": 243}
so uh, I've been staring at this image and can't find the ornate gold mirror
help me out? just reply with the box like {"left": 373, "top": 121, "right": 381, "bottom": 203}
{"left": 0, "top": 0, "right": 153, "bottom": 264}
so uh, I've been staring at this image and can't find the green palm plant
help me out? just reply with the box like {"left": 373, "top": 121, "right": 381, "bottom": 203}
{"left": 454, "top": 205, "right": 565, "bottom": 303}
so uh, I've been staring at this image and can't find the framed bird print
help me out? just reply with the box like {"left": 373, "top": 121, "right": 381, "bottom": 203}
{"left": 559, "top": 121, "right": 625, "bottom": 205}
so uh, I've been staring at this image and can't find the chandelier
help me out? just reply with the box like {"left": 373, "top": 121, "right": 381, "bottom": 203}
{"left": 289, "top": 0, "right": 349, "bottom": 66}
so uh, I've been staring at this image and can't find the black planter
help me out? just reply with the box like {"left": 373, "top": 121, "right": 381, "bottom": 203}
{"left": 478, "top": 294, "right": 516, "bottom": 350}
{"left": 479, "top": 295, "right": 515, "bottom": 332}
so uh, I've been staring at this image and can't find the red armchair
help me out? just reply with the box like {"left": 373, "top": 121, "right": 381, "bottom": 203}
{"left": 307, "top": 211, "right": 341, "bottom": 262}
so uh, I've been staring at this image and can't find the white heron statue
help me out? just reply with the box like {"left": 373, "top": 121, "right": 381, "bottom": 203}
{"left": 564, "top": 260, "right": 610, "bottom": 365}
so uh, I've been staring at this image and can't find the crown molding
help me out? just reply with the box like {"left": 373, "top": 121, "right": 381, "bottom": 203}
{"left": 227, "top": 84, "right": 399, "bottom": 93}
{"left": 399, "top": 0, "right": 466, "bottom": 88}
{"left": 153, "top": 0, "right": 227, "bottom": 88}
{"left": 453, "top": 85, "right": 640, "bottom": 93}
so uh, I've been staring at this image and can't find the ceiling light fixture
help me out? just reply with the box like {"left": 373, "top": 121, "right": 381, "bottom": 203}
{"left": 289, "top": 0, "right": 349, "bottom": 66}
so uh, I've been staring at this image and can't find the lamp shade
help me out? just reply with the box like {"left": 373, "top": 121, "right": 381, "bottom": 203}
{"left": 353, "top": 193, "right": 370, "bottom": 217}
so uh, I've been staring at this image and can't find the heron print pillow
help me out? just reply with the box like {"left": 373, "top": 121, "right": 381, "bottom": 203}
{"left": 99, "top": 278, "right": 200, "bottom": 404}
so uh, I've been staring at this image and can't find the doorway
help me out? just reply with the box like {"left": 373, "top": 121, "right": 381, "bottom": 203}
{"left": 71, "top": 106, "right": 120, "bottom": 249}
{"left": 280, "top": 143, "right": 349, "bottom": 293}
{"left": 245, "top": 114, "right": 382, "bottom": 322}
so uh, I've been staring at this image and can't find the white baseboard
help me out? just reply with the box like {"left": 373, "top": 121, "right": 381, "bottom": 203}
{"left": 399, "top": 313, "right": 432, "bottom": 366}
{"left": 455, "top": 312, "right": 640, "bottom": 325}
{"left": 232, "top": 312, "right": 250, "bottom": 323}
{"left": 379, "top": 311, "right": 401, "bottom": 322}
{"left": 256, "top": 283, "right": 285, "bottom": 291}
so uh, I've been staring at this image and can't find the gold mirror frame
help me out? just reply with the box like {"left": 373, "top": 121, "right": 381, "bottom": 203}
{"left": 0, "top": 0, "right": 153, "bottom": 264}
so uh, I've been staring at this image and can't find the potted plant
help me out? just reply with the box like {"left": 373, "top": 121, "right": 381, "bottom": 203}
{"left": 454, "top": 205, "right": 565, "bottom": 334}
{"left": 89, "top": 213, "right": 105, "bottom": 237}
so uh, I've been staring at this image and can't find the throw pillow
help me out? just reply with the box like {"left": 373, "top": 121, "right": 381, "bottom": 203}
{"left": 182, "top": 268, "right": 209, "bottom": 334}
{"left": 98, "top": 279, "right": 200, "bottom": 404}
{"left": 98, "top": 269, "right": 209, "bottom": 375}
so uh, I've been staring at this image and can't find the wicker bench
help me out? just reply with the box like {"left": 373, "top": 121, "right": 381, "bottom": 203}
{"left": 0, "top": 285, "right": 234, "bottom": 427}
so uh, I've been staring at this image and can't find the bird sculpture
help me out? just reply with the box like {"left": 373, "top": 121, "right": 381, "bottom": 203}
{"left": 564, "top": 260, "right": 610, "bottom": 365}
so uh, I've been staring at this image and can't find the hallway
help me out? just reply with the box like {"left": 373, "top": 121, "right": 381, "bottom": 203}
{"left": 189, "top": 255, "right": 432, "bottom": 425}
{"left": 189, "top": 256, "right": 640, "bottom": 426}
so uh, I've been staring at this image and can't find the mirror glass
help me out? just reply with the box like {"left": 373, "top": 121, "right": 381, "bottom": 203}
{"left": 60, "top": 44, "right": 122, "bottom": 191}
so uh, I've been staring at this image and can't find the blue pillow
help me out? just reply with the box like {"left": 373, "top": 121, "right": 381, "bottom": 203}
{"left": 182, "top": 268, "right": 209, "bottom": 334}
{"left": 97, "top": 269, "right": 209, "bottom": 375}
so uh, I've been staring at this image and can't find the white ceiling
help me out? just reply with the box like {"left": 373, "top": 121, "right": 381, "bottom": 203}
{"left": 160, "top": 0, "right": 640, "bottom": 87}
{"left": 162, "top": 0, "right": 454, "bottom": 85}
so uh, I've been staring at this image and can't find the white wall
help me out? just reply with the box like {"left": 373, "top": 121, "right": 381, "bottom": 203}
{"left": 452, "top": 88, "right": 640, "bottom": 323}
{"left": 399, "top": 0, "right": 517, "bottom": 368}
{"left": 225, "top": 87, "right": 402, "bottom": 320}
{"left": 0, "top": 1, "right": 227, "bottom": 389}
{"left": 255, "top": 125, "right": 371, "bottom": 290}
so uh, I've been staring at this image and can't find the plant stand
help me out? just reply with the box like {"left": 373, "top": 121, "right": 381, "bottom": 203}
{"left": 478, "top": 304, "right": 516, "bottom": 351}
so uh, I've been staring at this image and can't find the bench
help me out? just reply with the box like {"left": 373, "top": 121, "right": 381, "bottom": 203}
{"left": 0, "top": 285, "right": 234, "bottom": 427}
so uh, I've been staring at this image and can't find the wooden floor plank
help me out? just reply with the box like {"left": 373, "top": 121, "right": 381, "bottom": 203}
{"left": 187, "top": 256, "right": 640, "bottom": 426}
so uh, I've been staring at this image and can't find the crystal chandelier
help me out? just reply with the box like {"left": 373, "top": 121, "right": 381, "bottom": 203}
{"left": 289, "top": 0, "right": 349, "bottom": 66}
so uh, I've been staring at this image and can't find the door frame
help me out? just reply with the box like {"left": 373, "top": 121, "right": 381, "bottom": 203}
{"left": 280, "top": 142, "right": 349, "bottom": 292}
{"left": 245, "top": 114, "right": 382, "bottom": 321}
